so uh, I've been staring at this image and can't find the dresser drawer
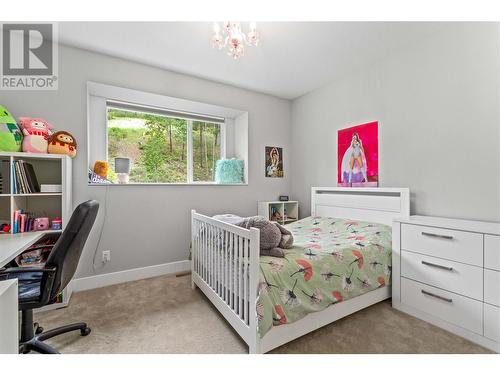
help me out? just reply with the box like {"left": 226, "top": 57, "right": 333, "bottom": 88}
{"left": 401, "top": 278, "right": 483, "bottom": 334}
{"left": 401, "top": 250, "right": 483, "bottom": 300}
{"left": 401, "top": 224, "right": 483, "bottom": 266}
{"left": 484, "top": 303, "right": 500, "bottom": 343}
{"left": 485, "top": 235, "right": 500, "bottom": 271}
{"left": 485, "top": 269, "right": 500, "bottom": 307}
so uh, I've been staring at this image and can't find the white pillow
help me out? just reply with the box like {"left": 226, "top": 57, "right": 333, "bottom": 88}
{"left": 212, "top": 214, "right": 244, "bottom": 226}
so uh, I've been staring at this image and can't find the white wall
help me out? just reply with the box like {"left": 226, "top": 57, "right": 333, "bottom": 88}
{"left": 0, "top": 44, "right": 292, "bottom": 278}
{"left": 291, "top": 23, "right": 500, "bottom": 222}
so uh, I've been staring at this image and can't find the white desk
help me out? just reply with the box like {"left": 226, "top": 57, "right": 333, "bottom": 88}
{"left": 0, "top": 230, "right": 71, "bottom": 314}
{"left": 0, "top": 279, "right": 18, "bottom": 353}
{"left": 0, "top": 230, "right": 61, "bottom": 269}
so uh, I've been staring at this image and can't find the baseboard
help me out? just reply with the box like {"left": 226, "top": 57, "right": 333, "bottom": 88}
{"left": 70, "top": 260, "right": 190, "bottom": 292}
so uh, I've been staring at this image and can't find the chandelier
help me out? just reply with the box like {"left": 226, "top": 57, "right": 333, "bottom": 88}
{"left": 212, "top": 22, "right": 260, "bottom": 59}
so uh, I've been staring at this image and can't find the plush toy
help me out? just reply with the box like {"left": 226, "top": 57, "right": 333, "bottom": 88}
{"left": 213, "top": 214, "right": 294, "bottom": 258}
{"left": 18, "top": 117, "right": 53, "bottom": 153}
{"left": 48, "top": 131, "right": 77, "bottom": 158}
{"left": 215, "top": 159, "right": 244, "bottom": 184}
{"left": 237, "top": 216, "right": 293, "bottom": 257}
{"left": 93, "top": 160, "right": 109, "bottom": 179}
{"left": 0, "top": 105, "right": 22, "bottom": 152}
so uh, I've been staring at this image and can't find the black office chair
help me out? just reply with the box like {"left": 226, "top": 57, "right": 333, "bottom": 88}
{"left": 0, "top": 200, "right": 99, "bottom": 354}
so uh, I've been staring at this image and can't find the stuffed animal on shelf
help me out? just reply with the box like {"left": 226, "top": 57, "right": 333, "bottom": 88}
{"left": 48, "top": 131, "right": 77, "bottom": 158}
{"left": 0, "top": 105, "right": 23, "bottom": 152}
{"left": 93, "top": 160, "right": 109, "bottom": 179}
{"left": 18, "top": 117, "right": 53, "bottom": 153}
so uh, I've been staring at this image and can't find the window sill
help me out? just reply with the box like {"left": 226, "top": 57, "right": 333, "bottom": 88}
{"left": 88, "top": 182, "right": 248, "bottom": 187}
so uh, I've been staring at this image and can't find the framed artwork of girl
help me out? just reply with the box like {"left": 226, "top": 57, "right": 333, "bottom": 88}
{"left": 265, "top": 146, "right": 283, "bottom": 178}
{"left": 338, "top": 121, "right": 378, "bottom": 187}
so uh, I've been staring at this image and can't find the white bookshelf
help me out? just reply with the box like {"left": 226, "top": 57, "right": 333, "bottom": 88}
{"left": 0, "top": 152, "right": 72, "bottom": 311}
{"left": 258, "top": 200, "right": 299, "bottom": 225}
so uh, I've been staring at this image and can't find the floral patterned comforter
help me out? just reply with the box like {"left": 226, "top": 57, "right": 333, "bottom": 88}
{"left": 257, "top": 216, "right": 392, "bottom": 337}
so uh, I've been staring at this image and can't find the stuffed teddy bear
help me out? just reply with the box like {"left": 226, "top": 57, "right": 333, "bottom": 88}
{"left": 48, "top": 131, "right": 77, "bottom": 158}
{"left": 93, "top": 160, "right": 109, "bottom": 179}
{"left": 0, "top": 105, "right": 22, "bottom": 152}
{"left": 237, "top": 216, "right": 293, "bottom": 257}
{"left": 213, "top": 215, "right": 294, "bottom": 258}
{"left": 18, "top": 117, "right": 53, "bottom": 153}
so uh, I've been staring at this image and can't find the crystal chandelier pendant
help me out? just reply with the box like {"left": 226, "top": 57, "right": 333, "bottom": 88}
{"left": 212, "top": 21, "right": 260, "bottom": 59}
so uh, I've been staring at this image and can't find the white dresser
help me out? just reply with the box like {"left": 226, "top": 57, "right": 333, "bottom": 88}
{"left": 392, "top": 215, "right": 500, "bottom": 352}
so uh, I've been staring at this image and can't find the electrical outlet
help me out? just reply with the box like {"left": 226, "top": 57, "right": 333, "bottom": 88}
{"left": 102, "top": 250, "right": 111, "bottom": 263}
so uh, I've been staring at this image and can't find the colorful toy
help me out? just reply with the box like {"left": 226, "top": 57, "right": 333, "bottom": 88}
{"left": 33, "top": 217, "right": 50, "bottom": 231}
{"left": 93, "top": 160, "right": 109, "bottom": 179}
{"left": 0, "top": 105, "right": 23, "bottom": 152}
{"left": 1, "top": 223, "right": 11, "bottom": 233}
{"left": 19, "top": 117, "right": 53, "bottom": 153}
{"left": 48, "top": 131, "right": 77, "bottom": 158}
{"left": 51, "top": 217, "right": 62, "bottom": 230}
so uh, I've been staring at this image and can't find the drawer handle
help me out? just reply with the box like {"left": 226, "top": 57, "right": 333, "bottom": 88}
{"left": 421, "top": 260, "right": 453, "bottom": 271}
{"left": 421, "top": 231, "right": 453, "bottom": 240}
{"left": 421, "top": 289, "right": 453, "bottom": 303}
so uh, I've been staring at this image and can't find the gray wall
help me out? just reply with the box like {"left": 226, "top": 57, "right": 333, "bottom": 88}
{"left": 0, "top": 45, "right": 292, "bottom": 278}
{"left": 291, "top": 23, "right": 500, "bottom": 222}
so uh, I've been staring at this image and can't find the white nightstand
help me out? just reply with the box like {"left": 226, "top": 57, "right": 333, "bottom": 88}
{"left": 258, "top": 201, "right": 299, "bottom": 225}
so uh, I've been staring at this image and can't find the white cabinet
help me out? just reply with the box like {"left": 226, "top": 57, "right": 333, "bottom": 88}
{"left": 0, "top": 279, "right": 18, "bottom": 354}
{"left": 258, "top": 201, "right": 298, "bottom": 225}
{"left": 0, "top": 151, "right": 72, "bottom": 312}
{"left": 393, "top": 215, "right": 500, "bottom": 353}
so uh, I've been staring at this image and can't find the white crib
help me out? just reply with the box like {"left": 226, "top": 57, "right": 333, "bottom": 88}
{"left": 191, "top": 211, "right": 260, "bottom": 352}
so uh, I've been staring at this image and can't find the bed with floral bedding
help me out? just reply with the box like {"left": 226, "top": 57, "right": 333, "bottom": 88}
{"left": 257, "top": 216, "right": 392, "bottom": 337}
{"left": 191, "top": 187, "right": 408, "bottom": 353}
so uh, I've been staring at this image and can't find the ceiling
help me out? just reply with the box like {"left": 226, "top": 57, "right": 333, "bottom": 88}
{"left": 59, "top": 22, "right": 451, "bottom": 99}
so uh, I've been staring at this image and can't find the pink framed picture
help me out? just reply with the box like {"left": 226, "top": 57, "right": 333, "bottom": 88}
{"left": 337, "top": 121, "right": 379, "bottom": 187}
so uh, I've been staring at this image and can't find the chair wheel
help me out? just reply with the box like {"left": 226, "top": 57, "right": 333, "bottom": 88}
{"left": 81, "top": 327, "right": 91, "bottom": 336}
{"left": 35, "top": 326, "right": 44, "bottom": 334}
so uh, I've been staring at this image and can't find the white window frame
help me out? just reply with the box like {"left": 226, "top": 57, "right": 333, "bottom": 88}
{"left": 87, "top": 82, "right": 247, "bottom": 186}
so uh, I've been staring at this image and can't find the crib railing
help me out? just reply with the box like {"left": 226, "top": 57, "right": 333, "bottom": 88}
{"left": 191, "top": 210, "right": 260, "bottom": 352}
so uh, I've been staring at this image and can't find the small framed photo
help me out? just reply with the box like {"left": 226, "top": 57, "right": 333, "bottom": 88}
{"left": 279, "top": 195, "right": 289, "bottom": 202}
{"left": 265, "top": 146, "right": 283, "bottom": 178}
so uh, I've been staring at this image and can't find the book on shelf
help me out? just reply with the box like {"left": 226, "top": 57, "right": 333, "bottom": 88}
{"left": 0, "top": 160, "right": 10, "bottom": 194}
{"left": 40, "top": 184, "right": 62, "bottom": 193}
{"left": 12, "top": 209, "right": 37, "bottom": 234}
{"left": 11, "top": 160, "right": 40, "bottom": 194}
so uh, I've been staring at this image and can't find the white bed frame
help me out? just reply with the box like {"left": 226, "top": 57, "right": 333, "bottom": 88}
{"left": 191, "top": 187, "right": 410, "bottom": 353}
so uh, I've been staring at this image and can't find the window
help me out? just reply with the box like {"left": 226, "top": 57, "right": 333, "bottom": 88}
{"left": 106, "top": 103, "right": 224, "bottom": 184}
{"left": 87, "top": 82, "right": 248, "bottom": 186}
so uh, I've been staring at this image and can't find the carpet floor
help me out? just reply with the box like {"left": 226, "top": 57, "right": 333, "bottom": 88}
{"left": 34, "top": 274, "right": 492, "bottom": 354}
